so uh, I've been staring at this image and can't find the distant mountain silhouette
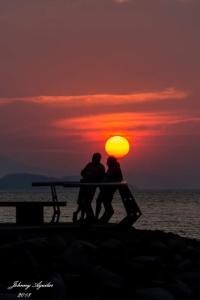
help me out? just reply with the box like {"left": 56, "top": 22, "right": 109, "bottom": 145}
{"left": 0, "top": 173, "right": 80, "bottom": 189}
{"left": 0, "top": 173, "right": 138, "bottom": 190}
{"left": 0, "top": 156, "right": 31, "bottom": 177}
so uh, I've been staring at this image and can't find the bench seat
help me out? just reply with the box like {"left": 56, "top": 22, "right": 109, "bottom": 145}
{"left": 0, "top": 201, "right": 66, "bottom": 225}
{"left": 0, "top": 201, "right": 66, "bottom": 207}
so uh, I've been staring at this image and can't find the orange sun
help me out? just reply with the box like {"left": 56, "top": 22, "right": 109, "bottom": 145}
{"left": 105, "top": 136, "right": 130, "bottom": 158}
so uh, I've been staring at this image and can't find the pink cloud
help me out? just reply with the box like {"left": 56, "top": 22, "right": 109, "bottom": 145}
{"left": 114, "top": 0, "right": 129, "bottom": 4}
{"left": 0, "top": 88, "right": 188, "bottom": 107}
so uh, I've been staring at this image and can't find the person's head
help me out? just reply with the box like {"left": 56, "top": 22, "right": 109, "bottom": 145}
{"left": 107, "top": 156, "right": 118, "bottom": 168}
{"left": 92, "top": 152, "right": 102, "bottom": 164}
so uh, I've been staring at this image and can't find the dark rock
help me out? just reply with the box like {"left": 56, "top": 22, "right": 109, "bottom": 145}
{"left": 90, "top": 265, "right": 124, "bottom": 290}
{"left": 131, "top": 255, "right": 161, "bottom": 265}
{"left": 127, "top": 255, "right": 162, "bottom": 283}
{"left": 166, "top": 236, "right": 187, "bottom": 253}
{"left": 62, "top": 240, "right": 94, "bottom": 274}
{"left": 167, "top": 280, "right": 193, "bottom": 300}
{"left": 100, "top": 238, "right": 124, "bottom": 253}
{"left": 179, "top": 271, "right": 200, "bottom": 290}
{"left": 149, "top": 241, "right": 169, "bottom": 255}
{"left": 0, "top": 246, "right": 40, "bottom": 279}
{"left": 77, "top": 240, "right": 98, "bottom": 252}
{"left": 0, "top": 295, "right": 18, "bottom": 300}
{"left": 0, "top": 241, "right": 27, "bottom": 256}
{"left": 46, "top": 235, "right": 67, "bottom": 254}
{"left": 177, "top": 258, "right": 192, "bottom": 272}
{"left": 126, "top": 260, "right": 146, "bottom": 275}
{"left": 135, "top": 287, "right": 175, "bottom": 300}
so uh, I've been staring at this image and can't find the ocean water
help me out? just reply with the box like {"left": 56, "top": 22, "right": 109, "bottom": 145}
{"left": 0, "top": 188, "right": 200, "bottom": 240}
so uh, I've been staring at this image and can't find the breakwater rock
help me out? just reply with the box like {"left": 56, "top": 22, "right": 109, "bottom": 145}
{"left": 0, "top": 226, "right": 199, "bottom": 300}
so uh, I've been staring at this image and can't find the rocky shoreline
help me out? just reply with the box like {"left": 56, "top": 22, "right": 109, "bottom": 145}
{"left": 0, "top": 226, "right": 199, "bottom": 300}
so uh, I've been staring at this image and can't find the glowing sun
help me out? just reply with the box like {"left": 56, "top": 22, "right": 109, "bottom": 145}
{"left": 105, "top": 136, "right": 130, "bottom": 158}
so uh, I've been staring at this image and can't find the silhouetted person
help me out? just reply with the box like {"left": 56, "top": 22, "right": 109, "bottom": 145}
{"left": 73, "top": 153, "right": 105, "bottom": 223}
{"left": 96, "top": 156, "right": 123, "bottom": 223}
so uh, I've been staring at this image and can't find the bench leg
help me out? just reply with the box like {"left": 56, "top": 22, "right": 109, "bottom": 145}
{"left": 50, "top": 185, "right": 61, "bottom": 223}
{"left": 16, "top": 205, "right": 44, "bottom": 225}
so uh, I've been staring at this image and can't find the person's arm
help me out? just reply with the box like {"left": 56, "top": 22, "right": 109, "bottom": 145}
{"left": 81, "top": 163, "right": 90, "bottom": 178}
{"left": 118, "top": 168, "right": 123, "bottom": 182}
{"left": 100, "top": 165, "right": 106, "bottom": 181}
{"left": 106, "top": 167, "right": 123, "bottom": 182}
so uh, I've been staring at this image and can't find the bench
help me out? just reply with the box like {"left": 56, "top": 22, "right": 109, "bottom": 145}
{"left": 0, "top": 201, "right": 66, "bottom": 225}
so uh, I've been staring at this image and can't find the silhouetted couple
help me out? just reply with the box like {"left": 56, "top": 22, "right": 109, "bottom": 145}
{"left": 73, "top": 153, "right": 123, "bottom": 223}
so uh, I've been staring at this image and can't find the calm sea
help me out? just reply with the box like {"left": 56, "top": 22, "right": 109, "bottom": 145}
{"left": 0, "top": 188, "right": 200, "bottom": 240}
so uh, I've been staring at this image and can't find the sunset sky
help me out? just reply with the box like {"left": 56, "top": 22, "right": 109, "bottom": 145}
{"left": 0, "top": 0, "right": 200, "bottom": 188}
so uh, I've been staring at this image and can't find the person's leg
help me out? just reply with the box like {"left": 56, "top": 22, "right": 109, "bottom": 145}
{"left": 87, "top": 187, "right": 96, "bottom": 209}
{"left": 95, "top": 190, "right": 104, "bottom": 219}
{"left": 74, "top": 203, "right": 82, "bottom": 215}
{"left": 81, "top": 188, "right": 95, "bottom": 222}
{"left": 73, "top": 205, "right": 81, "bottom": 222}
{"left": 80, "top": 209, "right": 85, "bottom": 221}
{"left": 99, "top": 189, "right": 115, "bottom": 223}
{"left": 73, "top": 187, "right": 85, "bottom": 222}
{"left": 84, "top": 200, "right": 95, "bottom": 222}
{"left": 99, "top": 201, "right": 114, "bottom": 223}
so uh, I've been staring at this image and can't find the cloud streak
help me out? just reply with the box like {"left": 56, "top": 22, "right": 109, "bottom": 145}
{"left": 54, "top": 111, "right": 200, "bottom": 142}
{"left": 113, "top": 0, "right": 129, "bottom": 4}
{"left": 0, "top": 88, "right": 188, "bottom": 107}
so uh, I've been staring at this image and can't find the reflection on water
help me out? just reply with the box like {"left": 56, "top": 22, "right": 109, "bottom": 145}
{"left": 0, "top": 189, "right": 200, "bottom": 239}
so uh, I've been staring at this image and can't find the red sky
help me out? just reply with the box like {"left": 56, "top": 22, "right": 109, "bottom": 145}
{"left": 0, "top": 0, "right": 200, "bottom": 188}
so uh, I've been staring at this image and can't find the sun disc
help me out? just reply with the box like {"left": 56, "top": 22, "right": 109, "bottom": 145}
{"left": 105, "top": 136, "right": 130, "bottom": 158}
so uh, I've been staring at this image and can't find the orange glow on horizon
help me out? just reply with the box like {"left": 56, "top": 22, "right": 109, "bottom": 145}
{"left": 105, "top": 136, "right": 130, "bottom": 158}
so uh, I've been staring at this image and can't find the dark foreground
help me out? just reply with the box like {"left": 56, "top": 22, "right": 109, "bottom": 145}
{"left": 0, "top": 224, "right": 200, "bottom": 300}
